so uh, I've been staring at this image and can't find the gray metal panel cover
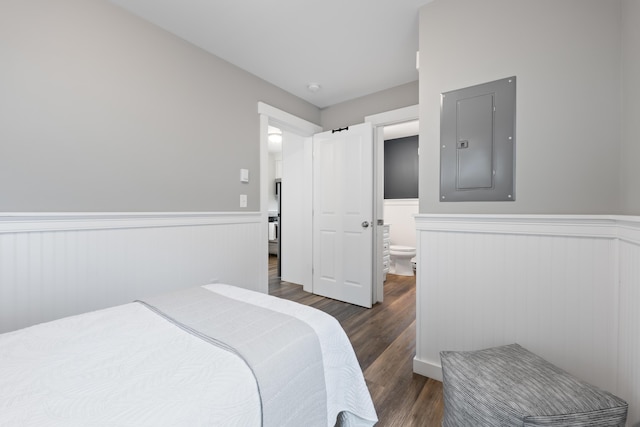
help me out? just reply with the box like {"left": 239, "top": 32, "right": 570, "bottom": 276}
{"left": 456, "top": 93, "right": 494, "bottom": 189}
{"left": 440, "top": 76, "right": 516, "bottom": 202}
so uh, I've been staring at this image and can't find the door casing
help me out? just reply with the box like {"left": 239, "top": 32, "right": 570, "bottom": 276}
{"left": 258, "top": 103, "right": 322, "bottom": 294}
{"left": 365, "top": 105, "right": 419, "bottom": 303}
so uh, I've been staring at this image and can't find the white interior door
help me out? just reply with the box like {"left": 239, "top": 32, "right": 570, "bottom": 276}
{"left": 312, "top": 123, "right": 373, "bottom": 308}
{"left": 281, "top": 131, "right": 312, "bottom": 287}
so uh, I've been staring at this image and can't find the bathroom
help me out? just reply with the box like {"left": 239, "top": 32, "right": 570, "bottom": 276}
{"left": 383, "top": 120, "right": 419, "bottom": 277}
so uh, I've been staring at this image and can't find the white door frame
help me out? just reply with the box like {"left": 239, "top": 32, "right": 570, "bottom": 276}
{"left": 258, "top": 102, "right": 322, "bottom": 294}
{"left": 365, "top": 104, "right": 419, "bottom": 303}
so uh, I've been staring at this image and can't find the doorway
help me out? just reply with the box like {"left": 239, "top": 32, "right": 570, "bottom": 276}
{"left": 382, "top": 120, "right": 420, "bottom": 273}
{"left": 266, "top": 126, "right": 282, "bottom": 277}
{"left": 258, "top": 103, "right": 321, "bottom": 295}
{"left": 366, "top": 105, "right": 419, "bottom": 303}
{"left": 259, "top": 102, "right": 419, "bottom": 305}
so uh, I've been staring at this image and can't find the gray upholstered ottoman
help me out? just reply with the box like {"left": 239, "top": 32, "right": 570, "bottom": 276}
{"left": 440, "top": 344, "right": 628, "bottom": 426}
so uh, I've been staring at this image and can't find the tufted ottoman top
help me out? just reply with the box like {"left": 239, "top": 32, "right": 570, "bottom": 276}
{"left": 440, "top": 344, "right": 628, "bottom": 426}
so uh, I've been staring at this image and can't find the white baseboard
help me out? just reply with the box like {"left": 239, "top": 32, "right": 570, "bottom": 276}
{"left": 413, "top": 357, "right": 442, "bottom": 382}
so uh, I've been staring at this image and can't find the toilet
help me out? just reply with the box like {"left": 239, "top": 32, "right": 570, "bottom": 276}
{"left": 389, "top": 245, "right": 416, "bottom": 276}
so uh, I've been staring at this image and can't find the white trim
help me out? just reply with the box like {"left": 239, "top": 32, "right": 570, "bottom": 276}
{"left": 258, "top": 103, "right": 321, "bottom": 295}
{"left": 413, "top": 358, "right": 442, "bottom": 382}
{"left": 259, "top": 113, "right": 270, "bottom": 295}
{"left": 384, "top": 198, "right": 419, "bottom": 207}
{"left": 258, "top": 102, "right": 322, "bottom": 135}
{"left": 611, "top": 231, "right": 621, "bottom": 393}
{"left": 616, "top": 219, "right": 640, "bottom": 246}
{"left": 414, "top": 214, "right": 632, "bottom": 240}
{"left": 0, "top": 212, "right": 260, "bottom": 233}
{"left": 374, "top": 125, "right": 385, "bottom": 303}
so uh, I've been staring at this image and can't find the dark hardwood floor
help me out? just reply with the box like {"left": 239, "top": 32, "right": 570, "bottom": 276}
{"left": 268, "top": 255, "right": 443, "bottom": 427}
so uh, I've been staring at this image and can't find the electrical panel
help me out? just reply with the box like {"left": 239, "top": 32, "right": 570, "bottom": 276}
{"left": 440, "top": 76, "right": 516, "bottom": 202}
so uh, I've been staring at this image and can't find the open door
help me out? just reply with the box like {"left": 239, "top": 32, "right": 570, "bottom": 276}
{"left": 312, "top": 123, "right": 373, "bottom": 308}
{"left": 280, "top": 130, "right": 313, "bottom": 287}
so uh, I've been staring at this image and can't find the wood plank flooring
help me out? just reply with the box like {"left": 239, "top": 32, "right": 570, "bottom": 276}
{"left": 268, "top": 256, "right": 443, "bottom": 426}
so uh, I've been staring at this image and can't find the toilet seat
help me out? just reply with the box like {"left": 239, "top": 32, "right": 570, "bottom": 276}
{"left": 390, "top": 245, "right": 415, "bottom": 253}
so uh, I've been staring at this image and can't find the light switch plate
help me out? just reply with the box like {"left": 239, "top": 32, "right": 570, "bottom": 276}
{"left": 240, "top": 169, "right": 249, "bottom": 183}
{"left": 240, "top": 194, "right": 247, "bottom": 208}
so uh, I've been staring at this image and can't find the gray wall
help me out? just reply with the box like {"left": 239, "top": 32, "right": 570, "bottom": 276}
{"left": 419, "top": 0, "right": 622, "bottom": 214}
{"left": 320, "top": 81, "right": 418, "bottom": 131}
{"left": 621, "top": 0, "right": 640, "bottom": 215}
{"left": 0, "top": 0, "right": 320, "bottom": 212}
{"left": 384, "top": 136, "right": 419, "bottom": 199}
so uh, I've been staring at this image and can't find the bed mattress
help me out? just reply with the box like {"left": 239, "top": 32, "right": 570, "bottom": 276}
{"left": 0, "top": 283, "right": 377, "bottom": 426}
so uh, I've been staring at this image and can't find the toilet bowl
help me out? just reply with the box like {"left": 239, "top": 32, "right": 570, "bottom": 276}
{"left": 389, "top": 245, "right": 416, "bottom": 276}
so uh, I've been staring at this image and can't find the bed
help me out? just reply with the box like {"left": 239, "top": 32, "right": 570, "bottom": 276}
{"left": 0, "top": 283, "right": 378, "bottom": 426}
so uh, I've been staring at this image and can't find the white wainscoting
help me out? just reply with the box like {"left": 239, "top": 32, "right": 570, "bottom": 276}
{"left": 383, "top": 199, "right": 418, "bottom": 248}
{"left": 0, "top": 212, "right": 264, "bottom": 334}
{"left": 414, "top": 214, "right": 640, "bottom": 426}
{"left": 617, "top": 219, "right": 640, "bottom": 426}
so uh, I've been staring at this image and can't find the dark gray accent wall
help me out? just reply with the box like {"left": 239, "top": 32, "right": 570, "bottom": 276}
{"left": 384, "top": 136, "right": 419, "bottom": 199}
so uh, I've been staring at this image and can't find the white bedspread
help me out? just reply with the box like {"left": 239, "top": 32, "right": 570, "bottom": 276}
{"left": 0, "top": 284, "right": 377, "bottom": 426}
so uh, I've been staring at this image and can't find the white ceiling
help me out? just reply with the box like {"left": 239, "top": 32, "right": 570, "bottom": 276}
{"left": 109, "top": 0, "right": 428, "bottom": 108}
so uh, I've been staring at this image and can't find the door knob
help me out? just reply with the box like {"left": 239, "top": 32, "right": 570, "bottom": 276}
{"left": 361, "top": 221, "right": 370, "bottom": 228}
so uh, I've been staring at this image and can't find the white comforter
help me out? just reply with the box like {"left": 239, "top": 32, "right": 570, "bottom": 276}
{"left": 0, "top": 284, "right": 377, "bottom": 426}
